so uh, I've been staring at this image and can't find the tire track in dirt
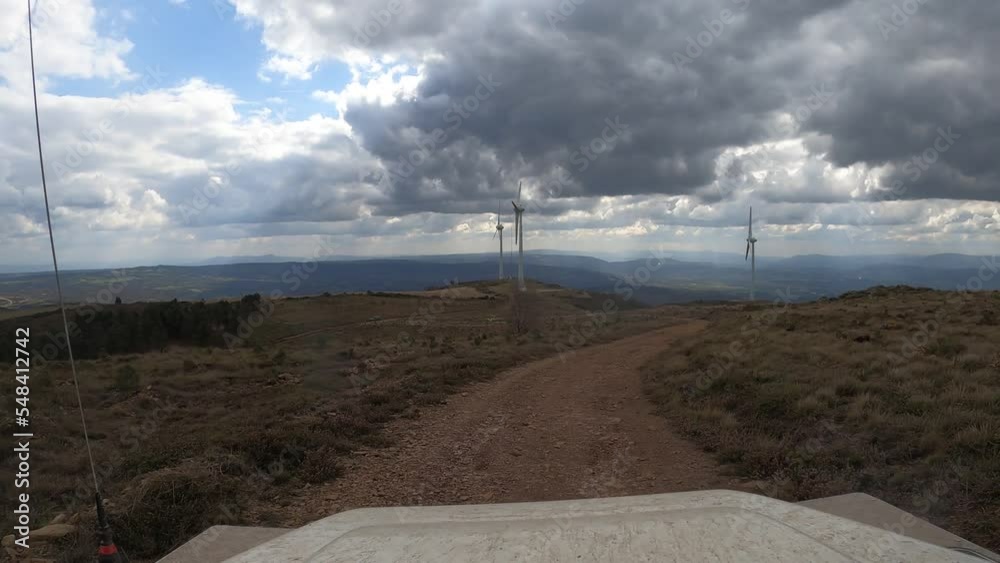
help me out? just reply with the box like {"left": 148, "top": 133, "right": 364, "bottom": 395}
{"left": 274, "top": 321, "right": 750, "bottom": 525}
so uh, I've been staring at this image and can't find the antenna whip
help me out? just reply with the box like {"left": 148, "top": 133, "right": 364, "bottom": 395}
{"left": 26, "top": 1, "right": 123, "bottom": 560}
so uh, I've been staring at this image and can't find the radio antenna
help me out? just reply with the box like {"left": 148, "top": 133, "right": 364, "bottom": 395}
{"left": 26, "top": 1, "right": 123, "bottom": 560}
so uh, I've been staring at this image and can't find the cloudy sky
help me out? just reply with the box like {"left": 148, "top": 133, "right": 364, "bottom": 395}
{"left": 0, "top": 0, "right": 997, "bottom": 269}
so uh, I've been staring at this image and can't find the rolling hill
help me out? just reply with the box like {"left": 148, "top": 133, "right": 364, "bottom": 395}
{"left": 1, "top": 252, "right": 997, "bottom": 310}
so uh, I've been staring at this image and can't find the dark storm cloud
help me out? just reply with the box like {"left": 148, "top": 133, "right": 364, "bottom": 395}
{"left": 261, "top": 153, "right": 367, "bottom": 223}
{"left": 338, "top": 0, "right": 846, "bottom": 213}
{"left": 801, "top": 1, "right": 1000, "bottom": 202}
{"left": 336, "top": 0, "right": 1000, "bottom": 213}
{"left": 201, "top": 0, "right": 1000, "bottom": 223}
{"left": 160, "top": 132, "right": 374, "bottom": 227}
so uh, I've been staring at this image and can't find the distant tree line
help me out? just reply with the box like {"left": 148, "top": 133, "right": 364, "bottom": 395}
{"left": 0, "top": 294, "right": 265, "bottom": 363}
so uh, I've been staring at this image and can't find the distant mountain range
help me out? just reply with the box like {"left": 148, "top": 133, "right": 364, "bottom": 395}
{"left": 1, "top": 251, "right": 996, "bottom": 310}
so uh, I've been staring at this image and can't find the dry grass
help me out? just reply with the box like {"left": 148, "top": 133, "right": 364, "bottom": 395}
{"left": 508, "top": 282, "right": 543, "bottom": 335}
{"left": 1, "top": 281, "right": 678, "bottom": 562}
{"left": 641, "top": 287, "right": 1000, "bottom": 552}
{"left": 396, "top": 286, "right": 487, "bottom": 299}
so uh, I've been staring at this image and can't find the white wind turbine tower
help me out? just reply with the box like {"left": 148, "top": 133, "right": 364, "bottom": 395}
{"left": 745, "top": 206, "right": 758, "bottom": 301}
{"left": 492, "top": 200, "right": 505, "bottom": 280}
{"left": 511, "top": 182, "right": 526, "bottom": 291}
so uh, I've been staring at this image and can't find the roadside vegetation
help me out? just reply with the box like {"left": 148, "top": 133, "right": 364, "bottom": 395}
{"left": 0, "top": 281, "right": 665, "bottom": 562}
{"left": 0, "top": 294, "right": 267, "bottom": 364}
{"left": 641, "top": 287, "right": 1000, "bottom": 552}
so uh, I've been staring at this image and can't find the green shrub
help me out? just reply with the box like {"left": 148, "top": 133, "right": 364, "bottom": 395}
{"left": 980, "top": 309, "right": 997, "bottom": 326}
{"left": 110, "top": 464, "right": 243, "bottom": 559}
{"left": 300, "top": 449, "right": 341, "bottom": 484}
{"left": 114, "top": 365, "right": 140, "bottom": 392}
{"left": 926, "top": 338, "right": 967, "bottom": 359}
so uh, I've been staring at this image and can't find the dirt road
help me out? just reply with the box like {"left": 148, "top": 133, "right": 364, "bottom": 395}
{"left": 276, "top": 321, "right": 747, "bottom": 525}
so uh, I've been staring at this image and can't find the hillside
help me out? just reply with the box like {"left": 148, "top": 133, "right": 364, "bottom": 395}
{"left": 0, "top": 281, "right": 666, "bottom": 561}
{"left": 3, "top": 284, "right": 998, "bottom": 560}
{"left": 641, "top": 287, "right": 1000, "bottom": 552}
{"left": 2, "top": 252, "right": 998, "bottom": 311}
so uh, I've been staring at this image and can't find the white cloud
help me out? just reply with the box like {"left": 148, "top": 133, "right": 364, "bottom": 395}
{"left": 2, "top": 0, "right": 998, "bottom": 269}
{"left": 0, "top": 0, "right": 134, "bottom": 89}
{"left": 260, "top": 54, "right": 316, "bottom": 81}
{"left": 312, "top": 62, "right": 422, "bottom": 117}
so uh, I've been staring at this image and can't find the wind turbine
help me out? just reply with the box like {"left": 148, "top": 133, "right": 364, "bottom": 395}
{"left": 745, "top": 206, "right": 758, "bottom": 301}
{"left": 511, "top": 182, "right": 526, "bottom": 291}
{"left": 492, "top": 200, "right": 504, "bottom": 279}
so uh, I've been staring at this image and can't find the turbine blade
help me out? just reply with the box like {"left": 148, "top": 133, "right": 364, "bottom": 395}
{"left": 492, "top": 229, "right": 497, "bottom": 240}
{"left": 517, "top": 181, "right": 522, "bottom": 203}
{"left": 748, "top": 206, "right": 753, "bottom": 236}
{"left": 745, "top": 241, "right": 750, "bottom": 260}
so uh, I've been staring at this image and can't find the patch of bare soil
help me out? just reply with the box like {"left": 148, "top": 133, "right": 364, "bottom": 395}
{"left": 264, "top": 321, "right": 751, "bottom": 525}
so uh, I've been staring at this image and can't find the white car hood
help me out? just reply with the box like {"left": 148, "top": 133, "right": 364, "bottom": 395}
{"left": 220, "top": 490, "right": 983, "bottom": 562}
